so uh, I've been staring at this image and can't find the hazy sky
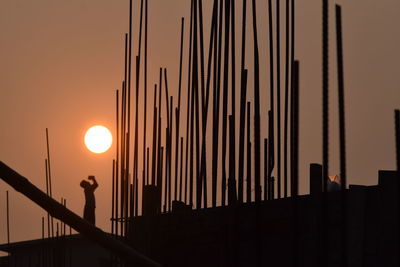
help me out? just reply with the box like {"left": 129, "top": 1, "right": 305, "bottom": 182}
{"left": 1, "top": 0, "right": 399, "bottom": 247}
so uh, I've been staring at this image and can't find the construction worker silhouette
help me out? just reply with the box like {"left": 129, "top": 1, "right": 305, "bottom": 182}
{"left": 80, "top": 175, "right": 98, "bottom": 225}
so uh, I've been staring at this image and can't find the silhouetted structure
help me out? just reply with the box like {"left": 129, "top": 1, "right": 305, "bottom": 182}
{"left": 1, "top": 0, "right": 399, "bottom": 266}
{"left": 0, "top": 162, "right": 162, "bottom": 267}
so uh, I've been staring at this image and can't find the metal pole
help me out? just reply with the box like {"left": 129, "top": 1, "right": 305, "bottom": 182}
{"left": 238, "top": 0, "right": 248, "bottom": 204}
{"left": 45, "top": 128, "right": 54, "bottom": 238}
{"left": 322, "top": 1, "right": 329, "bottom": 265}
{"left": 6, "top": 191, "right": 10, "bottom": 245}
{"left": 335, "top": 6, "right": 348, "bottom": 266}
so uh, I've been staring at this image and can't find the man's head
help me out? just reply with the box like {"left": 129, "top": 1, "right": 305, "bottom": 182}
{"left": 80, "top": 180, "right": 90, "bottom": 188}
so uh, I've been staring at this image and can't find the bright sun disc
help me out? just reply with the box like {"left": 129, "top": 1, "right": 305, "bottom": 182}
{"left": 84, "top": 125, "right": 112, "bottom": 153}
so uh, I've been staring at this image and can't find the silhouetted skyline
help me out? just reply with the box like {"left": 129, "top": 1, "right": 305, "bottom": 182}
{"left": 1, "top": 0, "right": 399, "bottom": 248}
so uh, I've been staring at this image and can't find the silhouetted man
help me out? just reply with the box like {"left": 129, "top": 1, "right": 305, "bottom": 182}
{"left": 80, "top": 175, "right": 98, "bottom": 225}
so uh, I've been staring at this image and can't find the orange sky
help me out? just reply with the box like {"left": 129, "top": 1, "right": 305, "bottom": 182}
{"left": 1, "top": 0, "right": 400, "bottom": 247}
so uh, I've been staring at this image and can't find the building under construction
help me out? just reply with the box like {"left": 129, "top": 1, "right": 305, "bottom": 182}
{"left": 1, "top": 0, "right": 399, "bottom": 266}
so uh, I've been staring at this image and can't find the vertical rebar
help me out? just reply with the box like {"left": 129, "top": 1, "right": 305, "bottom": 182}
{"left": 42, "top": 217, "right": 44, "bottom": 240}
{"left": 276, "top": 0, "right": 282, "bottom": 199}
{"left": 230, "top": 0, "right": 237, "bottom": 200}
{"left": 45, "top": 159, "right": 50, "bottom": 238}
{"left": 221, "top": 0, "right": 231, "bottom": 207}
{"left": 142, "top": 0, "right": 148, "bottom": 216}
{"left": 6, "top": 191, "right": 10, "bottom": 244}
{"left": 184, "top": 0, "right": 194, "bottom": 205}
{"left": 45, "top": 129, "right": 54, "bottom": 238}
{"left": 174, "top": 18, "right": 185, "bottom": 202}
{"left": 238, "top": 0, "right": 247, "bottom": 204}
{"left": 264, "top": 139, "right": 268, "bottom": 200}
{"left": 268, "top": 110, "right": 275, "bottom": 200}
{"left": 111, "top": 160, "right": 115, "bottom": 234}
{"left": 228, "top": 115, "right": 237, "bottom": 205}
{"left": 115, "top": 89, "right": 119, "bottom": 236}
{"left": 179, "top": 137, "right": 184, "bottom": 201}
{"left": 151, "top": 86, "right": 158, "bottom": 186}
{"left": 212, "top": 0, "right": 223, "bottom": 207}
{"left": 268, "top": 0, "right": 275, "bottom": 201}
{"left": 291, "top": 60, "right": 300, "bottom": 267}
{"left": 335, "top": 5, "right": 348, "bottom": 266}
{"left": 396, "top": 110, "right": 400, "bottom": 172}
{"left": 246, "top": 102, "right": 252, "bottom": 203}
{"left": 322, "top": 1, "right": 329, "bottom": 265}
{"left": 283, "top": 0, "right": 290, "bottom": 198}
{"left": 251, "top": 0, "right": 261, "bottom": 202}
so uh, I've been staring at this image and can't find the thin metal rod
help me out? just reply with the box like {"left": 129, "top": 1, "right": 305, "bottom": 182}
{"left": 141, "top": 0, "right": 148, "bottom": 215}
{"left": 161, "top": 145, "right": 165, "bottom": 213}
{"left": 268, "top": 110, "right": 274, "bottom": 200}
{"left": 146, "top": 147, "right": 150, "bottom": 185}
{"left": 6, "top": 190, "right": 10, "bottom": 244}
{"left": 189, "top": 65, "right": 195, "bottom": 207}
{"left": 335, "top": 5, "right": 348, "bottom": 266}
{"left": 193, "top": 0, "right": 201, "bottom": 210}
{"left": 396, "top": 110, "right": 400, "bottom": 172}
{"left": 125, "top": 0, "right": 133, "bottom": 227}
{"left": 230, "top": 0, "right": 236, "bottom": 199}
{"left": 156, "top": 116, "right": 162, "bottom": 211}
{"left": 179, "top": 137, "right": 184, "bottom": 201}
{"left": 45, "top": 128, "right": 54, "bottom": 238}
{"left": 157, "top": 68, "right": 163, "bottom": 188}
{"left": 276, "top": 0, "right": 282, "bottom": 199}
{"left": 175, "top": 108, "right": 180, "bottom": 201}
{"left": 199, "top": 0, "right": 206, "bottom": 111}
{"left": 42, "top": 217, "right": 44, "bottom": 240}
{"left": 164, "top": 69, "right": 170, "bottom": 129}
{"left": 396, "top": 109, "right": 400, "bottom": 258}
{"left": 211, "top": 0, "right": 223, "bottom": 208}
{"left": 322, "top": 1, "right": 329, "bottom": 265}
{"left": 228, "top": 115, "right": 237, "bottom": 205}
{"left": 221, "top": 0, "right": 231, "bottom": 207}
{"left": 264, "top": 138, "right": 268, "bottom": 201}
{"left": 184, "top": 0, "right": 194, "bottom": 205}
{"left": 336, "top": 4, "right": 346, "bottom": 192}
{"left": 151, "top": 86, "right": 158, "bottom": 186}
{"left": 63, "top": 199, "right": 67, "bottom": 236}
{"left": 246, "top": 102, "right": 252, "bottom": 203}
{"left": 291, "top": 61, "right": 299, "bottom": 200}
{"left": 132, "top": 55, "right": 140, "bottom": 218}
{"left": 135, "top": 177, "right": 138, "bottom": 216}
{"left": 133, "top": 1, "right": 144, "bottom": 216}
{"left": 268, "top": 0, "right": 275, "bottom": 201}
{"left": 162, "top": 142, "right": 167, "bottom": 213}
{"left": 45, "top": 159, "right": 50, "bottom": 238}
{"left": 124, "top": 133, "right": 130, "bottom": 237}
{"left": 251, "top": 0, "right": 261, "bottom": 202}
{"left": 168, "top": 97, "right": 173, "bottom": 211}
{"left": 111, "top": 160, "right": 115, "bottom": 234}
{"left": 120, "top": 37, "right": 128, "bottom": 236}
{"left": 238, "top": 0, "right": 247, "bottom": 204}
{"left": 291, "top": 60, "right": 300, "bottom": 267}
{"left": 115, "top": 90, "right": 119, "bottom": 236}
{"left": 199, "top": 0, "right": 218, "bottom": 209}
{"left": 174, "top": 18, "right": 185, "bottom": 202}
{"left": 322, "top": 0, "right": 329, "bottom": 191}
{"left": 283, "top": 0, "right": 290, "bottom": 198}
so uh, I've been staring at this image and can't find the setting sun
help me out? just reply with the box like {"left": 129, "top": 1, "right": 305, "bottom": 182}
{"left": 84, "top": 125, "right": 112, "bottom": 153}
